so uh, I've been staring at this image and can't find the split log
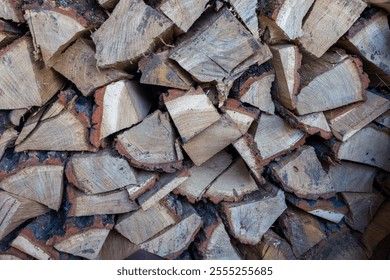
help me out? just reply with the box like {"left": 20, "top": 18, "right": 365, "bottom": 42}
{"left": 0, "top": 0, "right": 24, "bottom": 22}
{"left": 126, "top": 171, "right": 159, "bottom": 200}
{"left": 163, "top": 87, "right": 221, "bottom": 142}
{"left": 14, "top": 108, "right": 46, "bottom": 146}
{"left": 0, "top": 191, "right": 49, "bottom": 240}
{"left": 328, "top": 161, "right": 377, "bottom": 193}
{"left": 182, "top": 114, "right": 242, "bottom": 166}
{"left": 24, "top": 3, "right": 105, "bottom": 67}
{"left": 15, "top": 91, "right": 94, "bottom": 152}
{"left": 364, "top": 0, "right": 390, "bottom": 12}
{"left": 52, "top": 39, "right": 131, "bottom": 97}
{"left": 222, "top": 185, "right": 287, "bottom": 245}
{"left": 296, "top": 51, "right": 369, "bottom": 115}
{"left": 285, "top": 194, "right": 348, "bottom": 223}
{"left": 204, "top": 158, "right": 258, "bottom": 203}
{"left": 298, "top": 0, "right": 367, "bottom": 58}
{"left": 0, "top": 37, "right": 64, "bottom": 110}
{"left": 92, "top": 0, "right": 173, "bottom": 68}
{"left": 253, "top": 114, "right": 305, "bottom": 165}
{"left": 137, "top": 170, "right": 189, "bottom": 211}
{"left": 221, "top": 99, "right": 259, "bottom": 135}
{"left": 375, "top": 110, "right": 390, "bottom": 128}
{"left": 8, "top": 109, "right": 28, "bottom": 127}
{"left": 229, "top": 0, "right": 259, "bottom": 38}
{"left": 139, "top": 50, "right": 192, "bottom": 90}
{"left": 325, "top": 91, "right": 390, "bottom": 141}
{"left": 169, "top": 7, "right": 272, "bottom": 104}
{"left": 333, "top": 124, "right": 390, "bottom": 171}
{"left": 0, "top": 128, "right": 18, "bottom": 160}
{"left": 361, "top": 201, "right": 390, "bottom": 257}
{"left": 158, "top": 0, "right": 208, "bottom": 32}
{"left": 342, "top": 192, "right": 385, "bottom": 232}
{"left": 98, "top": 0, "right": 119, "bottom": 10}
{"left": 116, "top": 110, "right": 183, "bottom": 173}
{"left": 66, "top": 149, "right": 137, "bottom": 195}
{"left": 237, "top": 230, "right": 295, "bottom": 260}
{"left": 96, "top": 230, "right": 139, "bottom": 260}
{"left": 116, "top": 203, "right": 178, "bottom": 245}
{"left": 90, "top": 80, "right": 152, "bottom": 148}
{"left": 270, "top": 145, "right": 334, "bottom": 200}
{"left": 278, "top": 206, "right": 326, "bottom": 258}
{"left": 0, "top": 19, "right": 21, "bottom": 48}
{"left": 233, "top": 134, "right": 265, "bottom": 183}
{"left": 339, "top": 8, "right": 390, "bottom": 87}
{"left": 174, "top": 151, "right": 232, "bottom": 203}
{"left": 258, "top": 0, "right": 315, "bottom": 42}
{"left": 67, "top": 185, "right": 138, "bottom": 217}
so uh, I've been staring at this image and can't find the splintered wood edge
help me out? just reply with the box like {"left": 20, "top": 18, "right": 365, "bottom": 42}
{"left": 90, "top": 86, "right": 106, "bottom": 148}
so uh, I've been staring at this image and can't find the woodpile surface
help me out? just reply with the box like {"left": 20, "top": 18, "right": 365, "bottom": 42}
{"left": 0, "top": 0, "right": 389, "bottom": 260}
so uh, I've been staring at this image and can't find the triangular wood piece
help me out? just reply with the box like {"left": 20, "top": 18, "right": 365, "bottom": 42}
{"left": 222, "top": 185, "right": 287, "bottom": 245}
{"left": 66, "top": 149, "right": 137, "bottom": 195}
{"left": 0, "top": 0, "right": 24, "bottom": 22}
{"left": 116, "top": 110, "right": 183, "bottom": 173}
{"left": 204, "top": 158, "right": 258, "bottom": 203}
{"left": 126, "top": 170, "right": 159, "bottom": 200}
{"left": 0, "top": 37, "right": 64, "bottom": 110}
{"left": 92, "top": 0, "right": 173, "bottom": 68}
{"left": 296, "top": 51, "right": 369, "bottom": 115}
{"left": 52, "top": 39, "right": 131, "bottom": 97}
{"left": 90, "top": 80, "right": 151, "bottom": 147}
{"left": 163, "top": 87, "right": 221, "bottom": 142}
{"left": 0, "top": 191, "right": 49, "bottom": 240}
{"left": 221, "top": 99, "right": 259, "bottom": 135}
{"left": 229, "top": 0, "right": 259, "bottom": 38}
{"left": 95, "top": 230, "right": 139, "bottom": 260}
{"left": 139, "top": 50, "right": 192, "bottom": 90}
{"left": 174, "top": 151, "right": 232, "bottom": 203}
{"left": 270, "top": 146, "right": 334, "bottom": 200}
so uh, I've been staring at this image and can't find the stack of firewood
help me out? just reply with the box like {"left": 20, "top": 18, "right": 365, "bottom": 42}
{"left": 0, "top": 0, "right": 389, "bottom": 260}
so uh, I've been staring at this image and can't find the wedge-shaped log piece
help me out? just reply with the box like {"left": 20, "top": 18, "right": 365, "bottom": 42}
{"left": 286, "top": 194, "right": 348, "bottom": 223}
{"left": 204, "top": 158, "right": 258, "bottom": 203}
{"left": 222, "top": 185, "right": 287, "bottom": 245}
{"left": 170, "top": 8, "right": 272, "bottom": 101}
{"left": 0, "top": 128, "right": 18, "bottom": 160}
{"left": 116, "top": 110, "right": 183, "bottom": 172}
{"left": 328, "top": 161, "right": 377, "bottom": 193}
{"left": 325, "top": 91, "right": 390, "bottom": 141}
{"left": 53, "top": 39, "right": 131, "bottom": 97}
{"left": 96, "top": 230, "right": 139, "bottom": 260}
{"left": 221, "top": 99, "right": 259, "bottom": 135}
{"left": 67, "top": 185, "right": 138, "bottom": 217}
{"left": 278, "top": 207, "right": 326, "bottom": 258}
{"left": 342, "top": 192, "right": 385, "bottom": 232}
{"left": 139, "top": 50, "right": 192, "bottom": 90}
{"left": 270, "top": 146, "right": 334, "bottom": 200}
{"left": 116, "top": 203, "right": 177, "bottom": 245}
{"left": 258, "top": 0, "right": 315, "bottom": 42}
{"left": 126, "top": 171, "right": 159, "bottom": 200}
{"left": 25, "top": 4, "right": 104, "bottom": 67}
{"left": 361, "top": 201, "right": 390, "bottom": 257}
{"left": 375, "top": 110, "right": 390, "bottom": 128}
{"left": 158, "top": 0, "right": 208, "bottom": 32}
{"left": 66, "top": 150, "right": 137, "bottom": 195}
{"left": 91, "top": 80, "right": 151, "bottom": 147}
{"left": 164, "top": 87, "right": 221, "bottom": 142}
{"left": 0, "top": 19, "right": 22, "bottom": 48}
{"left": 299, "top": 0, "right": 366, "bottom": 58}
{"left": 0, "top": 37, "right": 64, "bottom": 110}
{"left": 15, "top": 90, "right": 94, "bottom": 152}
{"left": 140, "top": 204, "right": 202, "bottom": 259}
{"left": 296, "top": 51, "right": 368, "bottom": 115}
{"left": 335, "top": 124, "right": 390, "bottom": 171}
{"left": 98, "top": 0, "right": 119, "bottom": 10}
{"left": 254, "top": 114, "right": 305, "bottom": 165}
{"left": 233, "top": 134, "right": 265, "bottom": 183}
{"left": 0, "top": 191, "right": 49, "bottom": 240}
{"left": 0, "top": 0, "right": 24, "bottom": 22}
{"left": 174, "top": 151, "right": 232, "bottom": 203}
{"left": 92, "top": 0, "right": 173, "bottom": 68}
{"left": 137, "top": 170, "right": 189, "bottom": 211}
{"left": 229, "top": 0, "right": 259, "bottom": 38}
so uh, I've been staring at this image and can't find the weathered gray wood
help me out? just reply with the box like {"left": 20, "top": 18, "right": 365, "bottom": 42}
{"left": 96, "top": 230, "right": 139, "bottom": 260}
{"left": 126, "top": 171, "right": 159, "bottom": 200}
{"left": 375, "top": 110, "right": 390, "bottom": 128}
{"left": 0, "top": 0, "right": 24, "bottom": 22}
{"left": 229, "top": 0, "right": 259, "bottom": 38}
{"left": 0, "top": 128, "right": 18, "bottom": 160}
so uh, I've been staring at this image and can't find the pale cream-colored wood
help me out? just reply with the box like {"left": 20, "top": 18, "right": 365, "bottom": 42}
{"left": 174, "top": 151, "right": 232, "bottom": 203}
{"left": 325, "top": 91, "right": 390, "bottom": 141}
{"left": 204, "top": 158, "right": 258, "bottom": 203}
{"left": 270, "top": 146, "right": 334, "bottom": 199}
{"left": 11, "top": 235, "right": 51, "bottom": 260}
{"left": 95, "top": 230, "right": 139, "bottom": 260}
{"left": 67, "top": 150, "right": 137, "bottom": 195}
{"left": 0, "top": 165, "right": 64, "bottom": 210}
{"left": 9, "top": 109, "right": 27, "bottom": 126}
{"left": 52, "top": 39, "right": 130, "bottom": 96}
{"left": 54, "top": 228, "right": 110, "bottom": 259}
{"left": 164, "top": 87, "right": 221, "bottom": 142}
{"left": 0, "top": 255, "right": 22, "bottom": 260}
{"left": 0, "top": 0, "right": 23, "bottom": 22}
{"left": 229, "top": 0, "right": 259, "bottom": 38}
{"left": 92, "top": 0, "right": 173, "bottom": 68}
{"left": 126, "top": 171, "right": 159, "bottom": 200}
{"left": 222, "top": 99, "right": 258, "bottom": 135}
{"left": 182, "top": 114, "right": 242, "bottom": 166}
{"left": 222, "top": 187, "right": 287, "bottom": 245}
{"left": 296, "top": 112, "right": 332, "bottom": 139}
{"left": 14, "top": 109, "right": 45, "bottom": 146}
{"left": 0, "top": 37, "right": 64, "bottom": 110}
{"left": 0, "top": 128, "right": 18, "bottom": 160}
{"left": 116, "top": 204, "right": 176, "bottom": 245}
{"left": 0, "top": 191, "right": 48, "bottom": 240}
{"left": 299, "top": 0, "right": 366, "bottom": 57}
